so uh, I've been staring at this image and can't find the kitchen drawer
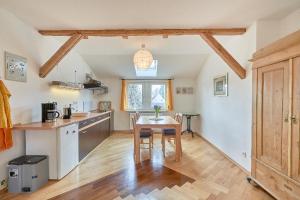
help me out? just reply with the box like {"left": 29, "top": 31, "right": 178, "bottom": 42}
{"left": 255, "top": 161, "right": 300, "bottom": 200}
{"left": 79, "top": 119, "right": 90, "bottom": 129}
{"left": 79, "top": 114, "right": 110, "bottom": 129}
{"left": 95, "top": 113, "right": 110, "bottom": 121}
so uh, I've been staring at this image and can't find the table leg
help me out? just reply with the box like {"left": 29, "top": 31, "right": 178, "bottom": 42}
{"left": 175, "top": 125, "right": 182, "bottom": 161}
{"left": 134, "top": 126, "right": 141, "bottom": 164}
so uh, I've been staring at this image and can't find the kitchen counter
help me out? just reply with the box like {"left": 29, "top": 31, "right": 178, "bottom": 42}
{"left": 14, "top": 111, "right": 112, "bottom": 130}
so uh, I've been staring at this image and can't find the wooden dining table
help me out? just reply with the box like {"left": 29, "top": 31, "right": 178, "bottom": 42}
{"left": 134, "top": 115, "right": 182, "bottom": 163}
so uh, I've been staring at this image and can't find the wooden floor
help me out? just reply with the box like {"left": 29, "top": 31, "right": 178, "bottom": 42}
{"left": 1, "top": 133, "right": 274, "bottom": 200}
{"left": 50, "top": 159, "right": 195, "bottom": 199}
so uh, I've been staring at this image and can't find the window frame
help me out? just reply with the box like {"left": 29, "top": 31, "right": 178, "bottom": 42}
{"left": 126, "top": 80, "right": 168, "bottom": 111}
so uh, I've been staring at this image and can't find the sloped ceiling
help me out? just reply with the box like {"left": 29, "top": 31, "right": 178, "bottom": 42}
{"left": 1, "top": 0, "right": 300, "bottom": 78}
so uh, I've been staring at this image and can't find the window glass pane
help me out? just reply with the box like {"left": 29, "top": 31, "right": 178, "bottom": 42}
{"left": 151, "top": 84, "right": 166, "bottom": 109}
{"left": 127, "top": 84, "right": 143, "bottom": 110}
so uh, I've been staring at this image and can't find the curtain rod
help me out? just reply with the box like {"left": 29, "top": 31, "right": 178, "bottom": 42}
{"left": 121, "top": 78, "right": 174, "bottom": 80}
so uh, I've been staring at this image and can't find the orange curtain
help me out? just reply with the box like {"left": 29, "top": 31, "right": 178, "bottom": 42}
{"left": 0, "top": 80, "right": 13, "bottom": 151}
{"left": 120, "top": 79, "right": 128, "bottom": 111}
{"left": 166, "top": 79, "right": 174, "bottom": 111}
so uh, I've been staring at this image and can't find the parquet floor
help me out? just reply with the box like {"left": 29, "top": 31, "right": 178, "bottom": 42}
{"left": 1, "top": 133, "right": 274, "bottom": 200}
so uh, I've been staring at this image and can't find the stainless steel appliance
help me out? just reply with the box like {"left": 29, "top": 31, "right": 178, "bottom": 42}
{"left": 41, "top": 102, "right": 60, "bottom": 122}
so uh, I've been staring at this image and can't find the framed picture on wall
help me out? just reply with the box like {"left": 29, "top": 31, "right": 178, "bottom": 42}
{"left": 176, "top": 87, "right": 181, "bottom": 94}
{"left": 214, "top": 73, "right": 228, "bottom": 96}
{"left": 5, "top": 51, "right": 27, "bottom": 82}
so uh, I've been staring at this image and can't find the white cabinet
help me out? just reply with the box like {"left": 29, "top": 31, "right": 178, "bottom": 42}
{"left": 25, "top": 123, "right": 79, "bottom": 179}
{"left": 57, "top": 123, "right": 79, "bottom": 179}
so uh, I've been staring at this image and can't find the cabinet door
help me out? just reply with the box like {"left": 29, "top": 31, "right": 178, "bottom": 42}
{"left": 58, "top": 124, "right": 78, "bottom": 179}
{"left": 292, "top": 57, "right": 300, "bottom": 183}
{"left": 256, "top": 60, "right": 290, "bottom": 174}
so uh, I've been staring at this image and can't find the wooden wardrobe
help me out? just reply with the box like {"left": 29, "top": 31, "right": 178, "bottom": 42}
{"left": 251, "top": 30, "right": 300, "bottom": 200}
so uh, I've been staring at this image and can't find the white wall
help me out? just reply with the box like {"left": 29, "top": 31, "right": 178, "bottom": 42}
{"left": 0, "top": 8, "right": 98, "bottom": 186}
{"left": 195, "top": 24, "right": 256, "bottom": 171}
{"left": 257, "top": 8, "right": 300, "bottom": 49}
{"left": 99, "top": 78, "right": 197, "bottom": 131}
{"left": 195, "top": 8, "right": 300, "bottom": 172}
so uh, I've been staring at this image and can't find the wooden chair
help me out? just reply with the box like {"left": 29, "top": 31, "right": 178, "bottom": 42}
{"left": 161, "top": 113, "right": 183, "bottom": 157}
{"left": 131, "top": 116, "right": 154, "bottom": 156}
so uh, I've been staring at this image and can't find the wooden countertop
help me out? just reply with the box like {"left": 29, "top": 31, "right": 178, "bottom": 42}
{"left": 13, "top": 111, "right": 111, "bottom": 130}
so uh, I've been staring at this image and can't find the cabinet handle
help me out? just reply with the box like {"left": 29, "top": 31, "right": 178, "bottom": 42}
{"left": 291, "top": 116, "right": 297, "bottom": 124}
{"left": 66, "top": 131, "right": 69, "bottom": 134}
{"left": 72, "top": 130, "right": 76, "bottom": 134}
{"left": 284, "top": 116, "right": 289, "bottom": 123}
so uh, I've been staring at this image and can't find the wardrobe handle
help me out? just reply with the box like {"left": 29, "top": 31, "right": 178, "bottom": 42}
{"left": 284, "top": 116, "right": 289, "bottom": 123}
{"left": 291, "top": 116, "right": 297, "bottom": 124}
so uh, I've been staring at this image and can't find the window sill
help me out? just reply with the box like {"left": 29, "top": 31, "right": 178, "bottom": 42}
{"left": 126, "top": 109, "right": 169, "bottom": 113}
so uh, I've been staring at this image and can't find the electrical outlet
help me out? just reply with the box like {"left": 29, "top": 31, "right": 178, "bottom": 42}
{"left": 0, "top": 179, "right": 7, "bottom": 190}
{"left": 242, "top": 152, "right": 247, "bottom": 158}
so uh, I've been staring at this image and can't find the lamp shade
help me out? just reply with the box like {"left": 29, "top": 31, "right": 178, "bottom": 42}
{"left": 133, "top": 45, "right": 153, "bottom": 69}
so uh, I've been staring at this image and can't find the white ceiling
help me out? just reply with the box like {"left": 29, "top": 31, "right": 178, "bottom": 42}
{"left": 74, "top": 36, "right": 214, "bottom": 78}
{"left": 1, "top": 0, "right": 299, "bottom": 29}
{"left": 1, "top": 0, "right": 300, "bottom": 78}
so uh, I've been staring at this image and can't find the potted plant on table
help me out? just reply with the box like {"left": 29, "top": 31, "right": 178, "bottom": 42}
{"left": 154, "top": 105, "right": 161, "bottom": 119}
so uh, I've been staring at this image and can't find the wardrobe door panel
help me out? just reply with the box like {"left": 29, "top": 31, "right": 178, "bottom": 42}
{"left": 256, "top": 60, "right": 290, "bottom": 174}
{"left": 292, "top": 57, "right": 300, "bottom": 183}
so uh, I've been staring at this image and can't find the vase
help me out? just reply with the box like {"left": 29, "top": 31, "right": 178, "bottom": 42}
{"left": 155, "top": 111, "right": 159, "bottom": 119}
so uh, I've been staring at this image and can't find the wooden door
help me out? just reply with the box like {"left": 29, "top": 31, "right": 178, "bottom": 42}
{"left": 256, "top": 60, "right": 290, "bottom": 174}
{"left": 292, "top": 57, "right": 300, "bottom": 183}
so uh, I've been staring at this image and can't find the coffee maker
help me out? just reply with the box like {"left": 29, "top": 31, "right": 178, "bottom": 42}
{"left": 41, "top": 102, "right": 60, "bottom": 123}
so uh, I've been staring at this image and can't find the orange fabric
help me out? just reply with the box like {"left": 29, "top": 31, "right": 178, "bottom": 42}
{"left": 0, "top": 80, "right": 13, "bottom": 151}
{"left": 120, "top": 80, "right": 128, "bottom": 111}
{"left": 166, "top": 80, "right": 174, "bottom": 111}
{"left": 0, "top": 129, "right": 13, "bottom": 151}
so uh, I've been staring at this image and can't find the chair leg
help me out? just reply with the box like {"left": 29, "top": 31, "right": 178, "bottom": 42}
{"left": 162, "top": 135, "right": 165, "bottom": 157}
{"left": 151, "top": 135, "right": 154, "bottom": 148}
{"left": 149, "top": 137, "right": 152, "bottom": 156}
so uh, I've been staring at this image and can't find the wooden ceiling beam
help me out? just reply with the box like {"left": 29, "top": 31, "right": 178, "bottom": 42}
{"left": 39, "top": 33, "right": 83, "bottom": 78}
{"left": 200, "top": 33, "right": 246, "bottom": 79}
{"left": 38, "top": 28, "right": 246, "bottom": 36}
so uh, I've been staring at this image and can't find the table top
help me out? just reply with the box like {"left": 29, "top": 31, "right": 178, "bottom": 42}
{"left": 136, "top": 116, "right": 179, "bottom": 126}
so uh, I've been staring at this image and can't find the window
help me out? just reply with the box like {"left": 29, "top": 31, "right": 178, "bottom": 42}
{"left": 127, "top": 81, "right": 167, "bottom": 111}
{"left": 151, "top": 84, "right": 166, "bottom": 108}
{"left": 135, "top": 60, "right": 158, "bottom": 77}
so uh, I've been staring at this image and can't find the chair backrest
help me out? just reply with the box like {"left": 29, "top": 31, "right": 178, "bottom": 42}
{"left": 175, "top": 113, "right": 183, "bottom": 126}
{"left": 131, "top": 116, "right": 136, "bottom": 129}
{"left": 135, "top": 112, "right": 140, "bottom": 119}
